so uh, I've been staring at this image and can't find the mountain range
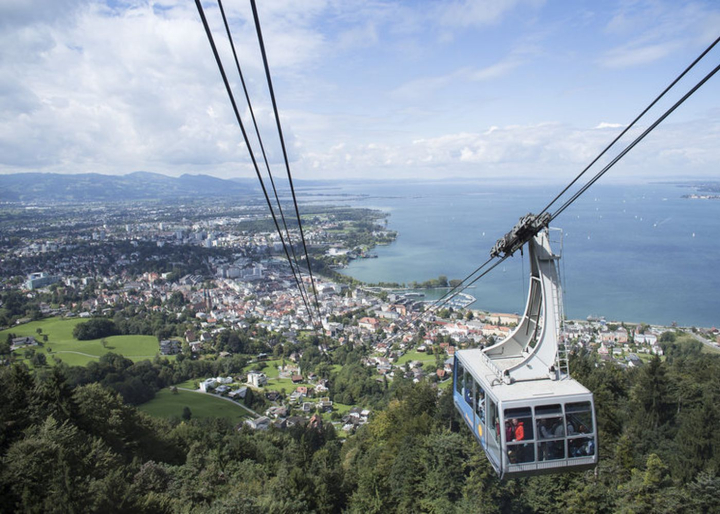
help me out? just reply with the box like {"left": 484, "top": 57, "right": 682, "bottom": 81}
{"left": 0, "top": 172, "right": 261, "bottom": 203}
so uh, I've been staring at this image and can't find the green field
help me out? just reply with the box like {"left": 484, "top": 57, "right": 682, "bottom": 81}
{"left": 139, "top": 388, "right": 251, "bottom": 421}
{"left": 396, "top": 348, "right": 437, "bottom": 366}
{"left": 174, "top": 378, "right": 201, "bottom": 390}
{"left": 2, "top": 317, "right": 164, "bottom": 367}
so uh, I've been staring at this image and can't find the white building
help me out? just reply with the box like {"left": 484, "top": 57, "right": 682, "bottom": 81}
{"left": 247, "top": 371, "right": 267, "bottom": 388}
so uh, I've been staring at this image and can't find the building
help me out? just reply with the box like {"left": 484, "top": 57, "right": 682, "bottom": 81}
{"left": 159, "top": 339, "right": 181, "bottom": 355}
{"left": 10, "top": 336, "right": 38, "bottom": 351}
{"left": 247, "top": 371, "right": 267, "bottom": 388}
{"left": 25, "top": 272, "right": 61, "bottom": 290}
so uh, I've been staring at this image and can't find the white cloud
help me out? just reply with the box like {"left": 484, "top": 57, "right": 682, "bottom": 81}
{"left": 595, "top": 122, "right": 624, "bottom": 129}
{"left": 290, "top": 115, "right": 720, "bottom": 182}
{"left": 600, "top": 41, "right": 679, "bottom": 68}
{"left": 470, "top": 60, "right": 521, "bottom": 81}
{"left": 0, "top": 0, "right": 326, "bottom": 175}
{"left": 439, "top": 0, "right": 544, "bottom": 28}
{"left": 391, "top": 54, "right": 523, "bottom": 100}
{"left": 600, "top": 0, "right": 720, "bottom": 68}
{"left": 0, "top": 0, "right": 718, "bottom": 183}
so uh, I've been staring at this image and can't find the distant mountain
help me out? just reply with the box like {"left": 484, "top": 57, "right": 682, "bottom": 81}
{"left": 0, "top": 172, "right": 260, "bottom": 203}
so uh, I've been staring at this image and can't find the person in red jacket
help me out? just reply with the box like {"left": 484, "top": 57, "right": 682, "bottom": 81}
{"left": 511, "top": 418, "right": 525, "bottom": 441}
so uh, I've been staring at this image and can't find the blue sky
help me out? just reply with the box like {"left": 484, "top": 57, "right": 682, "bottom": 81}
{"left": 0, "top": 0, "right": 718, "bottom": 182}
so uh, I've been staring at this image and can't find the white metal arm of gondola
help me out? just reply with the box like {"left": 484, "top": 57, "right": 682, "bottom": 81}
{"left": 482, "top": 227, "right": 565, "bottom": 384}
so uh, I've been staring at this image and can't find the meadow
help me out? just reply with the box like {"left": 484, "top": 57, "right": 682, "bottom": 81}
{"left": 2, "top": 317, "right": 163, "bottom": 367}
{"left": 138, "top": 388, "right": 251, "bottom": 421}
{"left": 395, "top": 348, "right": 438, "bottom": 366}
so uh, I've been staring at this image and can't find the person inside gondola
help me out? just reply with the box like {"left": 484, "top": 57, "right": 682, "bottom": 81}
{"left": 538, "top": 419, "right": 553, "bottom": 439}
{"left": 511, "top": 418, "right": 525, "bottom": 441}
{"left": 507, "top": 418, "right": 531, "bottom": 463}
{"left": 537, "top": 419, "right": 552, "bottom": 460}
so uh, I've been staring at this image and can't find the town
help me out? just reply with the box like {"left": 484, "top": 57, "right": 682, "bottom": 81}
{"left": 2, "top": 198, "right": 719, "bottom": 435}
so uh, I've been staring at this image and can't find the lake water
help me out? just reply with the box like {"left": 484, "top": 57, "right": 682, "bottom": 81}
{"left": 301, "top": 180, "right": 720, "bottom": 328}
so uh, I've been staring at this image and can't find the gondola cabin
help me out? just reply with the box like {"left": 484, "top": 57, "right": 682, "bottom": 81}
{"left": 453, "top": 226, "right": 598, "bottom": 478}
{"left": 453, "top": 350, "right": 597, "bottom": 478}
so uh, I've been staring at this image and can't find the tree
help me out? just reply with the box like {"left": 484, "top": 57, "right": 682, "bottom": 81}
{"left": 73, "top": 318, "right": 119, "bottom": 341}
{"left": 181, "top": 406, "right": 192, "bottom": 421}
{"left": 630, "top": 355, "right": 674, "bottom": 430}
{"left": 31, "top": 352, "right": 47, "bottom": 368}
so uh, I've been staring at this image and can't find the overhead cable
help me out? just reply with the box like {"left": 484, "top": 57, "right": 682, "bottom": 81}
{"left": 215, "top": 0, "right": 314, "bottom": 318}
{"left": 538, "top": 36, "right": 720, "bottom": 218}
{"left": 550, "top": 61, "right": 720, "bottom": 221}
{"left": 249, "top": 0, "right": 322, "bottom": 317}
{"left": 194, "top": 0, "right": 316, "bottom": 326}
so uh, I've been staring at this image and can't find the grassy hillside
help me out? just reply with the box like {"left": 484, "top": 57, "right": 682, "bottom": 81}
{"left": 138, "top": 388, "right": 251, "bottom": 421}
{"left": 2, "top": 317, "right": 163, "bottom": 367}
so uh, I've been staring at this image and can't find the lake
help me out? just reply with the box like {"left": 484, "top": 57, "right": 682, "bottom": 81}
{"left": 301, "top": 180, "right": 720, "bottom": 328}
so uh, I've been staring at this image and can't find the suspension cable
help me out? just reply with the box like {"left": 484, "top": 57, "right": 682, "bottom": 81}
{"left": 538, "top": 36, "right": 720, "bottom": 218}
{"left": 216, "top": 0, "right": 314, "bottom": 319}
{"left": 249, "top": 0, "right": 322, "bottom": 318}
{"left": 194, "top": 0, "right": 316, "bottom": 327}
{"left": 550, "top": 62, "right": 720, "bottom": 222}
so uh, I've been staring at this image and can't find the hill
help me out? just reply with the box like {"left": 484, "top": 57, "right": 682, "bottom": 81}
{"left": 0, "top": 171, "right": 259, "bottom": 202}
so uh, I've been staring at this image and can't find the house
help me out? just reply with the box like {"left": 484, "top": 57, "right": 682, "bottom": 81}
{"left": 245, "top": 416, "right": 272, "bottom": 430}
{"left": 358, "top": 317, "right": 379, "bottom": 332}
{"left": 265, "top": 391, "right": 281, "bottom": 401}
{"left": 266, "top": 405, "right": 288, "bottom": 418}
{"left": 159, "top": 339, "right": 181, "bottom": 355}
{"left": 291, "top": 375, "right": 303, "bottom": 384}
{"left": 307, "top": 413, "right": 323, "bottom": 429}
{"left": 10, "top": 336, "right": 37, "bottom": 351}
{"left": 635, "top": 333, "right": 658, "bottom": 345}
{"left": 200, "top": 378, "right": 217, "bottom": 392}
{"left": 284, "top": 416, "right": 307, "bottom": 428}
{"left": 247, "top": 371, "right": 267, "bottom": 388}
{"left": 651, "top": 343, "right": 664, "bottom": 356}
{"left": 228, "top": 387, "right": 248, "bottom": 400}
{"left": 216, "top": 385, "right": 231, "bottom": 395}
{"left": 626, "top": 354, "right": 643, "bottom": 368}
{"left": 289, "top": 390, "right": 306, "bottom": 403}
{"left": 317, "top": 397, "right": 333, "bottom": 411}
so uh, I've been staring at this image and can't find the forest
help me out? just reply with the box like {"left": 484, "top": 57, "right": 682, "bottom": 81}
{"left": 1, "top": 335, "right": 719, "bottom": 513}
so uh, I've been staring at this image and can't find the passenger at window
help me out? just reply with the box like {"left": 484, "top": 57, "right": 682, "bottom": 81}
{"left": 511, "top": 418, "right": 525, "bottom": 441}
{"left": 538, "top": 419, "right": 553, "bottom": 439}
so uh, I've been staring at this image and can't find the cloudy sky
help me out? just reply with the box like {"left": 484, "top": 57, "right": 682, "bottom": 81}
{"left": 0, "top": 0, "right": 718, "bottom": 182}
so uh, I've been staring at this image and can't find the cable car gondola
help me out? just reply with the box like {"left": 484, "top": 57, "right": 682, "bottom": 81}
{"left": 453, "top": 223, "right": 597, "bottom": 478}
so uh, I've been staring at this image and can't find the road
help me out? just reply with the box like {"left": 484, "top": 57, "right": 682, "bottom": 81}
{"left": 685, "top": 330, "right": 720, "bottom": 352}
